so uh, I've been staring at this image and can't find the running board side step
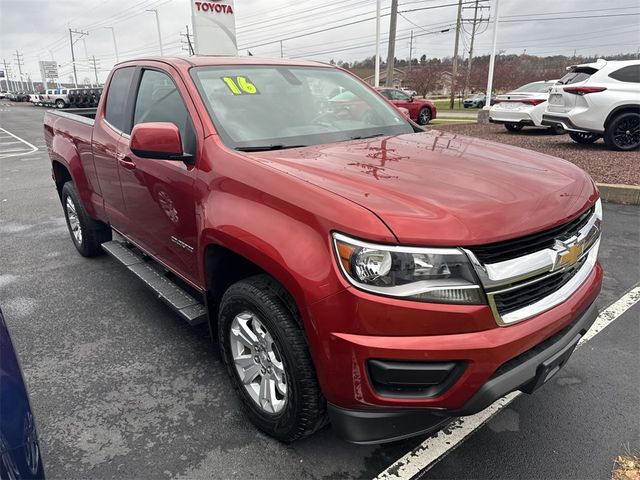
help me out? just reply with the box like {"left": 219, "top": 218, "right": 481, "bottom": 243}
{"left": 102, "top": 240, "right": 207, "bottom": 326}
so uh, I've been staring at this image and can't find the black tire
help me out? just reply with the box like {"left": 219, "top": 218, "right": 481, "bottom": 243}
{"left": 417, "top": 107, "right": 432, "bottom": 125}
{"left": 55, "top": 99, "right": 65, "bottom": 109}
{"left": 218, "top": 274, "right": 327, "bottom": 443}
{"left": 569, "top": 131, "right": 600, "bottom": 144}
{"left": 61, "top": 182, "right": 111, "bottom": 257}
{"left": 504, "top": 123, "right": 524, "bottom": 132}
{"left": 603, "top": 111, "right": 640, "bottom": 151}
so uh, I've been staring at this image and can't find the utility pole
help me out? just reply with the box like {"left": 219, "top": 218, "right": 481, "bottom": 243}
{"left": 385, "top": 0, "right": 398, "bottom": 87}
{"left": 146, "top": 9, "right": 164, "bottom": 56}
{"left": 69, "top": 29, "right": 88, "bottom": 87}
{"left": 180, "top": 26, "right": 195, "bottom": 55}
{"left": 464, "top": 0, "right": 480, "bottom": 96}
{"left": 449, "top": 0, "right": 463, "bottom": 109}
{"left": 408, "top": 30, "right": 414, "bottom": 71}
{"left": 484, "top": 0, "right": 500, "bottom": 109}
{"left": 105, "top": 27, "right": 119, "bottom": 62}
{"left": 280, "top": 40, "right": 284, "bottom": 58}
{"left": 14, "top": 50, "right": 25, "bottom": 91}
{"left": 89, "top": 56, "right": 100, "bottom": 85}
{"left": 374, "top": 0, "right": 381, "bottom": 87}
{"left": 3, "top": 59, "right": 13, "bottom": 92}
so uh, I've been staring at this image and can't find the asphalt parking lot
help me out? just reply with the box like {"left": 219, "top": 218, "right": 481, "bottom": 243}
{"left": 1, "top": 102, "right": 638, "bottom": 479}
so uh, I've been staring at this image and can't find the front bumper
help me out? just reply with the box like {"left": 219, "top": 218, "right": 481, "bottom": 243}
{"left": 328, "top": 300, "right": 598, "bottom": 444}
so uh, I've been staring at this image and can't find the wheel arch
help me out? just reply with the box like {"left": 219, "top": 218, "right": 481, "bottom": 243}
{"left": 604, "top": 104, "right": 640, "bottom": 130}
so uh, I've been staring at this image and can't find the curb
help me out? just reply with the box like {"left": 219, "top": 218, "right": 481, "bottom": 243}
{"left": 597, "top": 183, "right": 640, "bottom": 205}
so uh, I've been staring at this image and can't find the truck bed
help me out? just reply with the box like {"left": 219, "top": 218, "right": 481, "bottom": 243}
{"left": 43, "top": 108, "right": 96, "bottom": 155}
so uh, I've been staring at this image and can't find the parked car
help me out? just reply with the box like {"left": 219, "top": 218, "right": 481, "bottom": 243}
{"left": 400, "top": 87, "right": 417, "bottom": 97}
{"left": 542, "top": 59, "right": 640, "bottom": 150}
{"left": 9, "top": 92, "right": 30, "bottom": 102}
{"left": 490, "top": 80, "right": 560, "bottom": 133}
{"left": 376, "top": 87, "right": 437, "bottom": 124}
{"left": 463, "top": 92, "right": 495, "bottom": 108}
{"left": 29, "top": 94, "right": 45, "bottom": 106}
{"left": 0, "top": 308, "right": 45, "bottom": 479}
{"left": 0, "top": 90, "right": 7, "bottom": 99}
{"left": 45, "top": 56, "right": 602, "bottom": 445}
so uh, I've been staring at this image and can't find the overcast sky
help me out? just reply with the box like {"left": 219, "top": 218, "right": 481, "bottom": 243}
{"left": 0, "top": 0, "right": 638, "bottom": 86}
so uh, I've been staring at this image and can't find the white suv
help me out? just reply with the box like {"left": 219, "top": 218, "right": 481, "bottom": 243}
{"left": 542, "top": 59, "right": 640, "bottom": 150}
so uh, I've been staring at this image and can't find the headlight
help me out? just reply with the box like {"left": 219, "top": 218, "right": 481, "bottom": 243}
{"left": 332, "top": 233, "right": 485, "bottom": 304}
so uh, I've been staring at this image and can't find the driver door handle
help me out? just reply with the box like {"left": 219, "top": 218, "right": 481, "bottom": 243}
{"left": 116, "top": 153, "right": 136, "bottom": 170}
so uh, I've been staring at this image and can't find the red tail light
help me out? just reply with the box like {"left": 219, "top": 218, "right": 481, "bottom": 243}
{"left": 563, "top": 86, "right": 607, "bottom": 95}
{"left": 494, "top": 98, "right": 546, "bottom": 106}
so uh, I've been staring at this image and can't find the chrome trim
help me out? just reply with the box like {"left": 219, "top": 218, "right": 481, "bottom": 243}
{"left": 464, "top": 205, "right": 601, "bottom": 290}
{"left": 332, "top": 232, "right": 461, "bottom": 256}
{"left": 470, "top": 202, "right": 602, "bottom": 326}
{"left": 493, "top": 239, "right": 599, "bottom": 325}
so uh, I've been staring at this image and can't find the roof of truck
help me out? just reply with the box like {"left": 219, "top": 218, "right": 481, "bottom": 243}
{"left": 115, "top": 55, "right": 330, "bottom": 69}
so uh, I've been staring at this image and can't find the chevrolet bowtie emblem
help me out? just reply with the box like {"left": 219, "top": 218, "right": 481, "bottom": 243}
{"left": 554, "top": 240, "right": 585, "bottom": 270}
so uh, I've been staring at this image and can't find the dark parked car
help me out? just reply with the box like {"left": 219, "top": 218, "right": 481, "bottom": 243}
{"left": 0, "top": 308, "right": 45, "bottom": 479}
{"left": 463, "top": 92, "right": 496, "bottom": 108}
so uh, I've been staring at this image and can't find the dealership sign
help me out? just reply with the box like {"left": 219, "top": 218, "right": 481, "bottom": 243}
{"left": 39, "top": 61, "right": 58, "bottom": 80}
{"left": 191, "top": 0, "right": 237, "bottom": 55}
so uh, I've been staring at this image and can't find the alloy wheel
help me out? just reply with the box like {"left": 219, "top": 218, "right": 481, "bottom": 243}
{"left": 613, "top": 116, "right": 640, "bottom": 149}
{"left": 65, "top": 196, "right": 82, "bottom": 244}
{"left": 230, "top": 311, "right": 287, "bottom": 414}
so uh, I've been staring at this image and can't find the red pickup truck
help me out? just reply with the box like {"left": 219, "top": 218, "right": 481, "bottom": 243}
{"left": 44, "top": 56, "right": 603, "bottom": 444}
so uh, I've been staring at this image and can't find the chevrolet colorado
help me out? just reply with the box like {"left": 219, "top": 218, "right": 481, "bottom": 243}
{"left": 44, "top": 56, "right": 603, "bottom": 444}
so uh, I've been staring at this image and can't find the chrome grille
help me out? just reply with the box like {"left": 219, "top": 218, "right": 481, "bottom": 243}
{"left": 465, "top": 202, "right": 602, "bottom": 326}
{"left": 469, "top": 207, "right": 594, "bottom": 264}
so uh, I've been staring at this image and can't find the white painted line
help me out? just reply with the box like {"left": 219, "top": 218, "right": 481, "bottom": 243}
{"left": 375, "top": 285, "right": 640, "bottom": 480}
{"left": 0, "top": 127, "right": 38, "bottom": 158}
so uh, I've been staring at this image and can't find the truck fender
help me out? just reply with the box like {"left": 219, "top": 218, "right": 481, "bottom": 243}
{"left": 50, "top": 130, "right": 97, "bottom": 218}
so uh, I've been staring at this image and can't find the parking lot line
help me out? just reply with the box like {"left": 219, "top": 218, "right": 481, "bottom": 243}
{"left": 0, "top": 126, "right": 38, "bottom": 158}
{"left": 374, "top": 285, "right": 640, "bottom": 480}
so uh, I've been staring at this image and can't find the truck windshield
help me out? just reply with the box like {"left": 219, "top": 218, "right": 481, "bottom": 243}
{"left": 191, "top": 65, "right": 414, "bottom": 151}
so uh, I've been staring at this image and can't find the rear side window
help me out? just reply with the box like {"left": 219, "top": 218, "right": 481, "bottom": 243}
{"left": 558, "top": 67, "right": 598, "bottom": 85}
{"left": 609, "top": 65, "right": 640, "bottom": 83}
{"left": 104, "top": 67, "right": 135, "bottom": 133}
{"left": 133, "top": 69, "right": 196, "bottom": 154}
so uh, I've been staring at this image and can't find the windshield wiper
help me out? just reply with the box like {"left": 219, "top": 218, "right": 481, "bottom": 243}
{"left": 349, "top": 133, "right": 385, "bottom": 140}
{"left": 235, "top": 144, "right": 307, "bottom": 152}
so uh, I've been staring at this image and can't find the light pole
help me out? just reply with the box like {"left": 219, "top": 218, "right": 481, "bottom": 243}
{"left": 146, "top": 9, "right": 164, "bottom": 56}
{"left": 105, "top": 26, "right": 119, "bottom": 62}
{"left": 484, "top": 0, "right": 500, "bottom": 110}
{"left": 374, "top": 0, "right": 381, "bottom": 87}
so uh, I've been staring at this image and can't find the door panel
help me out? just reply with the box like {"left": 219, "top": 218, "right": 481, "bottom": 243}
{"left": 118, "top": 68, "right": 200, "bottom": 284}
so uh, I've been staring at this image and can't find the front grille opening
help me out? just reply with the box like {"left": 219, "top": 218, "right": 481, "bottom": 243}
{"left": 469, "top": 207, "right": 594, "bottom": 264}
{"left": 493, "top": 256, "right": 587, "bottom": 315}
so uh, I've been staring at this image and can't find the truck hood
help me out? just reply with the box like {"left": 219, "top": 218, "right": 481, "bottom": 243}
{"left": 250, "top": 130, "right": 597, "bottom": 246}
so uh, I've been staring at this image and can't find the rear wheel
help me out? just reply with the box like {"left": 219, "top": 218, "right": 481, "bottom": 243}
{"left": 219, "top": 275, "right": 327, "bottom": 443}
{"left": 504, "top": 123, "right": 524, "bottom": 132}
{"left": 604, "top": 112, "right": 640, "bottom": 151}
{"left": 61, "top": 182, "right": 111, "bottom": 257}
{"left": 569, "top": 131, "right": 600, "bottom": 144}
{"left": 55, "top": 99, "right": 65, "bottom": 109}
{"left": 417, "top": 107, "right": 432, "bottom": 125}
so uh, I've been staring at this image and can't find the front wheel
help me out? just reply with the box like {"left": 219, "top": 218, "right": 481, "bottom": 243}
{"left": 569, "top": 131, "right": 600, "bottom": 144}
{"left": 61, "top": 182, "right": 111, "bottom": 257}
{"left": 504, "top": 123, "right": 524, "bottom": 132}
{"left": 55, "top": 99, "right": 65, "bottom": 109}
{"left": 219, "top": 275, "right": 327, "bottom": 443}
{"left": 417, "top": 107, "right": 432, "bottom": 125}
{"left": 604, "top": 112, "right": 640, "bottom": 151}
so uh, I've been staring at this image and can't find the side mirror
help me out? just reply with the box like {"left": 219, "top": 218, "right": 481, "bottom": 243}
{"left": 409, "top": 96, "right": 414, "bottom": 102}
{"left": 130, "top": 122, "right": 193, "bottom": 162}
